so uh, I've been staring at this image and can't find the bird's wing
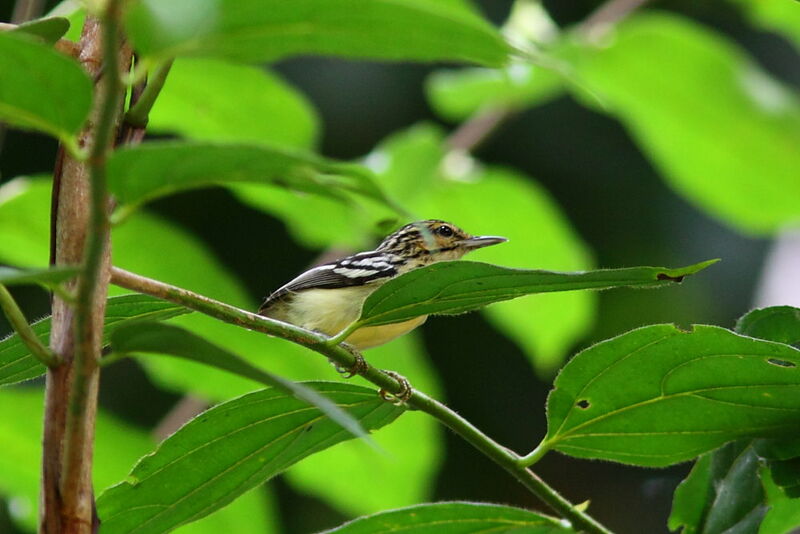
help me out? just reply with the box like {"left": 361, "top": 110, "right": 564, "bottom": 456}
{"left": 258, "top": 252, "right": 397, "bottom": 313}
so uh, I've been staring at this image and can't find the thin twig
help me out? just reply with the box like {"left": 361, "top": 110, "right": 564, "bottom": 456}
{"left": 109, "top": 266, "right": 613, "bottom": 534}
{"left": 445, "top": 107, "right": 513, "bottom": 153}
{"left": 124, "top": 59, "right": 173, "bottom": 128}
{"left": 0, "top": 284, "right": 60, "bottom": 366}
{"left": 579, "top": 0, "right": 651, "bottom": 42}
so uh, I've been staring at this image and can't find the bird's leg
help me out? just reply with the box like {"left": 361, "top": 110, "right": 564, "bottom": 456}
{"left": 379, "top": 370, "right": 413, "bottom": 404}
{"left": 330, "top": 343, "right": 367, "bottom": 378}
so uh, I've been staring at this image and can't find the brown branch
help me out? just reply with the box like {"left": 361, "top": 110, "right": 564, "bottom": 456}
{"left": 579, "top": 0, "right": 651, "bottom": 42}
{"left": 41, "top": 10, "right": 131, "bottom": 533}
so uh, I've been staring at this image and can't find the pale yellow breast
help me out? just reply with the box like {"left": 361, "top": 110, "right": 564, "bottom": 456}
{"left": 274, "top": 285, "right": 427, "bottom": 350}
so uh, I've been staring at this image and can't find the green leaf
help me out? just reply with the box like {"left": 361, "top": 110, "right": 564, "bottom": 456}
{"left": 11, "top": 17, "right": 70, "bottom": 45}
{"left": 0, "top": 32, "right": 91, "bottom": 145}
{"left": 0, "top": 177, "right": 51, "bottom": 267}
{"left": 124, "top": 0, "right": 510, "bottom": 67}
{"left": 736, "top": 307, "right": 800, "bottom": 347}
{"left": 175, "top": 489, "right": 278, "bottom": 534}
{"left": 669, "top": 442, "right": 766, "bottom": 534}
{"left": 542, "top": 324, "right": 800, "bottom": 467}
{"left": 96, "top": 383, "right": 404, "bottom": 534}
{"left": 110, "top": 321, "right": 367, "bottom": 439}
{"left": 0, "top": 266, "right": 77, "bottom": 287}
{"left": 148, "top": 58, "right": 319, "bottom": 149}
{"left": 733, "top": 0, "right": 800, "bottom": 54}
{"left": 426, "top": 63, "right": 563, "bottom": 121}
{"left": 669, "top": 453, "right": 714, "bottom": 534}
{"left": 568, "top": 13, "right": 800, "bottom": 234}
{"left": 0, "top": 388, "right": 154, "bottom": 531}
{"left": 323, "top": 502, "right": 575, "bottom": 533}
{"left": 355, "top": 260, "right": 716, "bottom": 329}
{"left": 106, "top": 141, "right": 391, "bottom": 219}
{"left": 0, "top": 294, "right": 189, "bottom": 387}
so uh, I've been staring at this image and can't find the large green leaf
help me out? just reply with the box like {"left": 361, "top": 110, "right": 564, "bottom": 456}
{"left": 0, "top": 32, "right": 91, "bottom": 146}
{"left": 110, "top": 321, "right": 367, "bottom": 439}
{"left": 148, "top": 58, "right": 319, "bottom": 149}
{"left": 568, "top": 13, "right": 800, "bottom": 234}
{"left": 353, "top": 260, "right": 715, "bottom": 329}
{"left": 323, "top": 502, "right": 575, "bottom": 534}
{"left": 97, "top": 383, "right": 404, "bottom": 534}
{"left": 669, "top": 442, "right": 766, "bottom": 534}
{"left": 0, "top": 266, "right": 77, "bottom": 287}
{"left": 107, "top": 141, "right": 390, "bottom": 219}
{"left": 541, "top": 324, "right": 800, "bottom": 467}
{"left": 124, "top": 0, "right": 510, "bottom": 66}
{"left": 0, "top": 388, "right": 154, "bottom": 531}
{"left": 426, "top": 63, "right": 562, "bottom": 120}
{"left": 0, "top": 294, "right": 189, "bottom": 387}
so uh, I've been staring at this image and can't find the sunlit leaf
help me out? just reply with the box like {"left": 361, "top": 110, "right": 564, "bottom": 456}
{"left": 124, "top": 0, "right": 510, "bottom": 67}
{"left": 148, "top": 58, "right": 319, "bottom": 149}
{"left": 668, "top": 442, "right": 766, "bottom": 534}
{"left": 107, "top": 141, "right": 391, "bottom": 219}
{"left": 542, "top": 325, "right": 800, "bottom": 467}
{"left": 175, "top": 489, "right": 277, "bottom": 534}
{"left": 0, "top": 294, "right": 189, "bottom": 387}
{"left": 355, "top": 260, "right": 716, "bottom": 329}
{"left": 733, "top": 0, "right": 800, "bottom": 53}
{"left": 97, "top": 383, "right": 404, "bottom": 534}
{"left": 568, "top": 13, "right": 800, "bottom": 234}
{"left": 426, "top": 63, "right": 562, "bottom": 120}
{"left": 110, "top": 321, "right": 367, "bottom": 439}
{"left": 0, "top": 177, "right": 51, "bottom": 267}
{"left": 323, "top": 502, "right": 575, "bottom": 533}
{"left": 10, "top": 17, "right": 70, "bottom": 45}
{"left": 0, "top": 266, "right": 77, "bottom": 287}
{"left": 0, "top": 32, "right": 91, "bottom": 145}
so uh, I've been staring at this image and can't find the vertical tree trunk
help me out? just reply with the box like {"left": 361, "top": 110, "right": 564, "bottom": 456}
{"left": 40, "top": 17, "right": 130, "bottom": 534}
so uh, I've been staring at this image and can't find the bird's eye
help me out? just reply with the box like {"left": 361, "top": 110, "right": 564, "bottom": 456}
{"left": 435, "top": 225, "right": 454, "bottom": 237}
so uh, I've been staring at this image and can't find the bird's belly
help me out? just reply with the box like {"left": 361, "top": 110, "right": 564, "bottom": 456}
{"left": 344, "top": 316, "right": 428, "bottom": 350}
{"left": 280, "top": 286, "right": 427, "bottom": 349}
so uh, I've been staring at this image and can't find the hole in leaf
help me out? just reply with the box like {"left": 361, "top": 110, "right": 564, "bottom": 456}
{"left": 657, "top": 272, "right": 685, "bottom": 282}
{"left": 767, "top": 358, "right": 796, "bottom": 368}
{"left": 576, "top": 399, "right": 590, "bottom": 409}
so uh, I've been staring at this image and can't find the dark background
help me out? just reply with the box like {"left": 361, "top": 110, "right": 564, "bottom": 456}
{"left": 1, "top": 1, "right": 795, "bottom": 533}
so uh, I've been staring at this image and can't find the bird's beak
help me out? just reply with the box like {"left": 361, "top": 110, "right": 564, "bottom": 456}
{"left": 460, "top": 235, "right": 508, "bottom": 250}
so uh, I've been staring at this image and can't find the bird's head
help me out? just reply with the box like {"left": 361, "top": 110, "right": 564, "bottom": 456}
{"left": 377, "top": 220, "right": 507, "bottom": 268}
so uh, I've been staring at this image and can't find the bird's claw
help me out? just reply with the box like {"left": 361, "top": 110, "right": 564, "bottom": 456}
{"left": 379, "top": 370, "right": 412, "bottom": 405}
{"left": 332, "top": 348, "right": 367, "bottom": 378}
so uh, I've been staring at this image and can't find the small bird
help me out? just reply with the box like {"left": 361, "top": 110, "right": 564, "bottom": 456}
{"left": 258, "top": 220, "right": 507, "bottom": 350}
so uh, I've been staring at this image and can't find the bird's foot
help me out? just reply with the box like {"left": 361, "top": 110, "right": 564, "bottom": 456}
{"left": 331, "top": 345, "right": 367, "bottom": 378}
{"left": 379, "top": 370, "right": 413, "bottom": 405}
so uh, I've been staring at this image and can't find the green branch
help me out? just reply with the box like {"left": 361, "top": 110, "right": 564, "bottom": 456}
{"left": 109, "top": 266, "right": 613, "bottom": 534}
{"left": 124, "top": 59, "right": 173, "bottom": 128}
{"left": 0, "top": 284, "right": 60, "bottom": 366}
